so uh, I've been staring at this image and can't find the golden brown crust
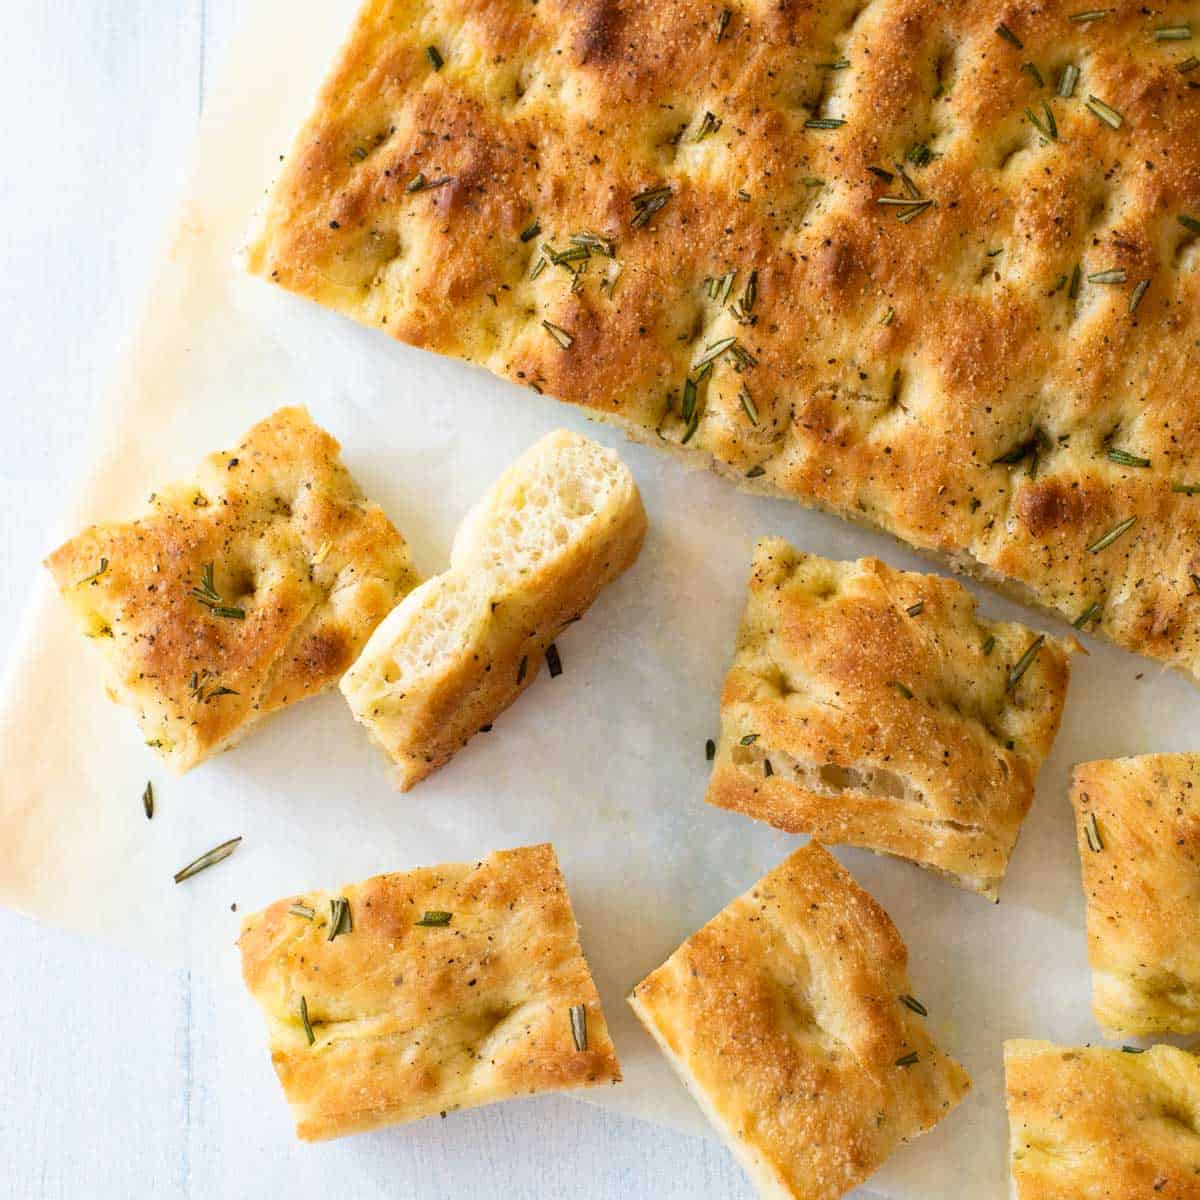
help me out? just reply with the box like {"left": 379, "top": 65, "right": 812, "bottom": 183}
{"left": 706, "top": 539, "right": 1072, "bottom": 897}
{"left": 628, "top": 842, "right": 969, "bottom": 1200}
{"left": 246, "top": 0, "right": 1200, "bottom": 684}
{"left": 45, "top": 407, "right": 418, "bottom": 771}
{"left": 1004, "top": 1040, "right": 1200, "bottom": 1200}
{"left": 1071, "top": 754, "right": 1200, "bottom": 1036}
{"left": 238, "top": 843, "right": 620, "bottom": 1141}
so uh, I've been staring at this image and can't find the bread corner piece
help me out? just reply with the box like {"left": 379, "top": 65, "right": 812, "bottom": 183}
{"left": 629, "top": 842, "right": 969, "bottom": 1200}
{"left": 46, "top": 408, "right": 418, "bottom": 771}
{"left": 706, "top": 539, "right": 1073, "bottom": 898}
{"left": 1004, "top": 1039, "right": 1200, "bottom": 1198}
{"left": 1071, "top": 754, "right": 1200, "bottom": 1037}
{"left": 341, "top": 429, "right": 646, "bottom": 790}
{"left": 238, "top": 842, "right": 620, "bottom": 1141}
{"left": 45, "top": 407, "right": 419, "bottom": 772}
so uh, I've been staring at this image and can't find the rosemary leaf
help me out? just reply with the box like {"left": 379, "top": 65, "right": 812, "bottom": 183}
{"left": 739, "top": 386, "right": 759, "bottom": 425}
{"left": 695, "top": 110, "right": 723, "bottom": 141}
{"left": 142, "top": 781, "right": 154, "bottom": 820}
{"left": 1128, "top": 277, "right": 1150, "bottom": 314}
{"left": 1084, "top": 811, "right": 1103, "bottom": 852}
{"left": 1058, "top": 63, "right": 1080, "bottom": 97}
{"left": 1087, "top": 515, "right": 1137, "bottom": 553}
{"left": 173, "top": 836, "right": 242, "bottom": 884}
{"left": 415, "top": 910, "right": 453, "bottom": 927}
{"left": 896, "top": 199, "right": 934, "bottom": 223}
{"left": 1007, "top": 635, "right": 1045, "bottom": 690}
{"left": 983, "top": 634, "right": 996, "bottom": 656}
{"left": 818, "top": 58, "right": 851, "bottom": 70}
{"left": 1107, "top": 447, "right": 1150, "bottom": 468}
{"left": 1179, "top": 215, "right": 1200, "bottom": 235}
{"left": 740, "top": 733, "right": 760, "bottom": 745}
{"left": 426, "top": 45, "right": 444, "bottom": 71}
{"left": 541, "top": 320, "right": 574, "bottom": 349}
{"left": 546, "top": 643, "right": 563, "bottom": 678}
{"left": 1088, "top": 268, "right": 1126, "bottom": 284}
{"left": 1180, "top": 56, "right": 1200, "bottom": 73}
{"left": 1122, "top": 1044, "right": 1146, "bottom": 1053}
{"left": 764, "top": 759, "right": 774, "bottom": 778}
{"left": 1073, "top": 601, "right": 1103, "bottom": 629}
{"left": 705, "top": 738, "right": 716, "bottom": 761}
{"left": 867, "top": 165, "right": 895, "bottom": 183}
{"left": 519, "top": 221, "right": 541, "bottom": 243}
{"left": 881, "top": 306, "right": 895, "bottom": 325}
{"left": 996, "top": 22, "right": 1023, "bottom": 48}
{"left": 1069, "top": 9, "right": 1110, "bottom": 23}
{"left": 300, "top": 995, "right": 316, "bottom": 1046}
{"left": 190, "top": 563, "right": 245, "bottom": 620}
{"left": 1173, "top": 482, "right": 1200, "bottom": 494}
{"left": 716, "top": 8, "right": 731, "bottom": 41}
{"left": 891, "top": 681, "right": 914, "bottom": 700}
{"left": 1022, "top": 62, "right": 1045, "bottom": 87}
{"left": 694, "top": 336, "right": 738, "bottom": 369}
{"left": 80, "top": 557, "right": 109, "bottom": 585}
{"left": 327, "top": 897, "right": 353, "bottom": 941}
{"left": 895, "top": 1051, "right": 920, "bottom": 1067}
{"left": 569, "top": 1003, "right": 588, "bottom": 1051}
{"left": 288, "top": 904, "right": 315, "bottom": 920}
{"left": 746, "top": 464, "right": 766, "bottom": 478}
{"left": 804, "top": 117, "right": 847, "bottom": 129}
{"left": 1068, "top": 263, "right": 1082, "bottom": 299}
{"left": 517, "top": 654, "right": 529, "bottom": 684}
{"left": 1155, "top": 25, "right": 1192, "bottom": 40}
{"left": 906, "top": 601, "right": 925, "bottom": 616}
{"left": 1085, "top": 95, "right": 1123, "bottom": 128}
{"left": 900, "top": 994, "right": 928, "bottom": 1017}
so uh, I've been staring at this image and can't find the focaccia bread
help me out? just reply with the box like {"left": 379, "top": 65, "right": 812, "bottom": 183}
{"left": 628, "top": 842, "right": 970, "bottom": 1200}
{"left": 238, "top": 843, "right": 620, "bottom": 1141}
{"left": 245, "top": 0, "right": 1200, "bottom": 685}
{"left": 46, "top": 407, "right": 418, "bottom": 772}
{"left": 1071, "top": 753, "right": 1200, "bottom": 1036}
{"left": 707, "top": 539, "right": 1073, "bottom": 898}
{"left": 1005, "top": 1039, "right": 1200, "bottom": 1199}
{"left": 341, "top": 429, "right": 645, "bottom": 789}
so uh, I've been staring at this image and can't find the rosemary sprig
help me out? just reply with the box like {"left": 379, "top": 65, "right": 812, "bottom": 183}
{"left": 1084, "top": 811, "right": 1103, "bottom": 852}
{"left": 541, "top": 320, "right": 574, "bottom": 349}
{"left": 1058, "top": 63, "right": 1080, "bottom": 97}
{"left": 1085, "top": 95, "right": 1123, "bottom": 128}
{"left": 173, "top": 836, "right": 242, "bottom": 884}
{"left": 190, "top": 563, "right": 245, "bottom": 620}
{"left": 764, "top": 759, "right": 774, "bottom": 777}
{"left": 1007, "top": 635, "right": 1045, "bottom": 690}
{"left": 1073, "top": 600, "right": 1103, "bottom": 629}
{"left": 142, "top": 781, "right": 154, "bottom": 820}
{"left": 288, "top": 904, "right": 315, "bottom": 920}
{"left": 426, "top": 45, "right": 444, "bottom": 71}
{"left": 327, "top": 897, "right": 353, "bottom": 941}
{"left": 900, "top": 994, "right": 928, "bottom": 1017}
{"left": 300, "top": 995, "right": 316, "bottom": 1046}
{"left": 1088, "top": 515, "right": 1137, "bottom": 553}
{"left": 415, "top": 910, "right": 453, "bottom": 927}
{"left": 1107, "top": 447, "right": 1150, "bottom": 467}
{"left": 569, "top": 1003, "right": 588, "bottom": 1051}
{"left": 546, "top": 643, "right": 563, "bottom": 678}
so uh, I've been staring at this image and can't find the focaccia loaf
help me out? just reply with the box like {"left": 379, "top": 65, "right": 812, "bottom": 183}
{"left": 246, "top": 0, "right": 1200, "bottom": 684}
{"left": 341, "top": 429, "right": 646, "bottom": 789}
{"left": 629, "top": 842, "right": 970, "bottom": 1200}
{"left": 46, "top": 407, "right": 418, "bottom": 771}
{"left": 707, "top": 538, "right": 1073, "bottom": 898}
{"left": 239, "top": 843, "right": 620, "bottom": 1141}
{"left": 1072, "top": 754, "right": 1200, "bottom": 1036}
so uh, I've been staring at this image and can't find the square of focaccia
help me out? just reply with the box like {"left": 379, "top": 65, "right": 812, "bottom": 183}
{"left": 341, "top": 429, "right": 645, "bottom": 790}
{"left": 706, "top": 539, "right": 1073, "bottom": 898}
{"left": 1005, "top": 1040, "right": 1200, "bottom": 1199}
{"left": 238, "top": 843, "right": 620, "bottom": 1141}
{"left": 245, "top": 0, "right": 1200, "bottom": 687}
{"left": 628, "top": 842, "right": 970, "bottom": 1200}
{"left": 46, "top": 407, "right": 418, "bottom": 772}
{"left": 1072, "top": 754, "right": 1200, "bottom": 1036}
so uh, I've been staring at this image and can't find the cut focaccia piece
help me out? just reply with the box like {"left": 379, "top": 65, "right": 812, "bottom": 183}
{"left": 45, "top": 407, "right": 418, "bottom": 772}
{"left": 706, "top": 540, "right": 1074, "bottom": 898}
{"left": 629, "top": 842, "right": 970, "bottom": 1200}
{"left": 1005, "top": 1040, "right": 1200, "bottom": 1199}
{"left": 1071, "top": 754, "right": 1200, "bottom": 1036}
{"left": 238, "top": 843, "right": 620, "bottom": 1141}
{"left": 341, "top": 429, "right": 646, "bottom": 789}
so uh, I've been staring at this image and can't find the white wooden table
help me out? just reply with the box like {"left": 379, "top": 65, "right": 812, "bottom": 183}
{"left": 0, "top": 6, "right": 885, "bottom": 1197}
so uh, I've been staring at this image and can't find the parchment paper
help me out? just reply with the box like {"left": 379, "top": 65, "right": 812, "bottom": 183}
{"left": 2, "top": 1, "right": 1197, "bottom": 1194}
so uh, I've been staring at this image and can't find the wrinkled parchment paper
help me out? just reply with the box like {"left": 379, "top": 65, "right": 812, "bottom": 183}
{"left": 2, "top": 1, "right": 1197, "bottom": 1193}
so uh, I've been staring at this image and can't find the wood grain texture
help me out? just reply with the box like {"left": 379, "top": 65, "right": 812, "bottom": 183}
{"left": 0, "top": 3, "right": 801, "bottom": 1197}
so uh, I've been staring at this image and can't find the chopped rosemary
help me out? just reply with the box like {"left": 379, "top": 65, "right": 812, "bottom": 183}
{"left": 1084, "top": 811, "right": 1103, "bottom": 852}
{"left": 300, "top": 995, "right": 316, "bottom": 1046}
{"left": 696, "top": 110, "right": 723, "bottom": 141}
{"left": 995, "top": 23, "right": 1023, "bottom": 48}
{"left": 80, "top": 557, "right": 109, "bottom": 585}
{"left": 983, "top": 634, "right": 996, "bottom": 656}
{"left": 906, "top": 601, "right": 924, "bottom": 616}
{"left": 1007, "top": 635, "right": 1045, "bottom": 690}
{"left": 804, "top": 117, "right": 847, "bottom": 129}
{"left": 191, "top": 563, "right": 245, "bottom": 620}
{"left": 173, "top": 836, "right": 241, "bottom": 884}
{"left": 569, "top": 1003, "right": 588, "bottom": 1051}
{"left": 1058, "top": 63, "right": 1080, "bottom": 97}
{"left": 142, "top": 781, "right": 154, "bottom": 820}
{"left": 1022, "top": 62, "right": 1045, "bottom": 88}
{"left": 895, "top": 1052, "right": 920, "bottom": 1067}
{"left": 900, "top": 994, "right": 928, "bottom": 1017}
{"left": 1088, "top": 268, "right": 1126, "bottom": 284}
{"left": 1155, "top": 25, "right": 1192, "bottom": 40}
{"left": 1068, "top": 263, "right": 1082, "bottom": 299}
{"left": 867, "top": 165, "right": 895, "bottom": 183}
{"left": 570, "top": 231, "right": 616, "bottom": 257}
{"left": 739, "top": 386, "right": 759, "bottom": 425}
{"left": 541, "top": 320, "right": 574, "bottom": 349}
{"left": 740, "top": 733, "right": 760, "bottom": 745}
{"left": 716, "top": 8, "right": 731, "bottom": 41}
{"left": 706, "top": 269, "right": 736, "bottom": 305}
{"left": 327, "top": 897, "right": 353, "bottom": 941}
{"left": 1085, "top": 95, "right": 1122, "bottom": 129}
{"left": 763, "top": 759, "right": 774, "bottom": 778}
{"left": 896, "top": 163, "right": 921, "bottom": 199}
{"left": 1088, "top": 515, "right": 1137, "bottom": 553}
{"left": 1180, "top": 56, "right": 1200, "bottom": 72}
{"left": 529, "top": 256, "right": 548, "bottom": 281}
{"left": 706, "top": 738, "right": 716, "bottom": 761}
{"left": 517, "top": 654, "right": 529, "bottom": 684}
{"left": 1026, "top": 103, "right": 1057, "bottom": 141}
{"left": 694, "top": 335, "right": 738, "bottom": 369}
{"left": 1173, "top": 482, "right": 1200, "bottom": 494}
{"left": 681, "top": 376, "right": 698, "bottom": 425}
{"left": 891, "top": 681, "right": 915, "bottom": 700}
{"left": 896, "top": 200, "right": 934, "bottom": 223}
{"left": 288, "top": 904, "right": 315, "bottom": 920}
{"left": 1128, "top": 278, "right": 1150, "bottom": 314}
{"left": 546, "top": 643, "right": 563, "bottom": 678}
{"left": 631, "top": 185, "right": 672, "bottom": 227}
{"left": 1073, "top": 601, "right": 1103, "bottom": 629}
{"left": 426, "top": 45, "right": 444, "bottom": 71}
{"left": 415, "top": 910, "right": 452, "bottom": 926}
{"left": 1069, "top": 9, "right": 1109, "bottom": 22}
{"left": 740, "top": 270, "right": 758, "bottom": 313}
{"left": 1107, "top": 447, "right": 1150, "bottom": 467}
{"left": 1179, "top": 215, "right": 1200, "bottom": 235}
{"left": 1122, "top": 1044, "right": 1145, "bottom": 1053}
{"left": 519, "top": 221, "right": 541, "bottom": 243}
